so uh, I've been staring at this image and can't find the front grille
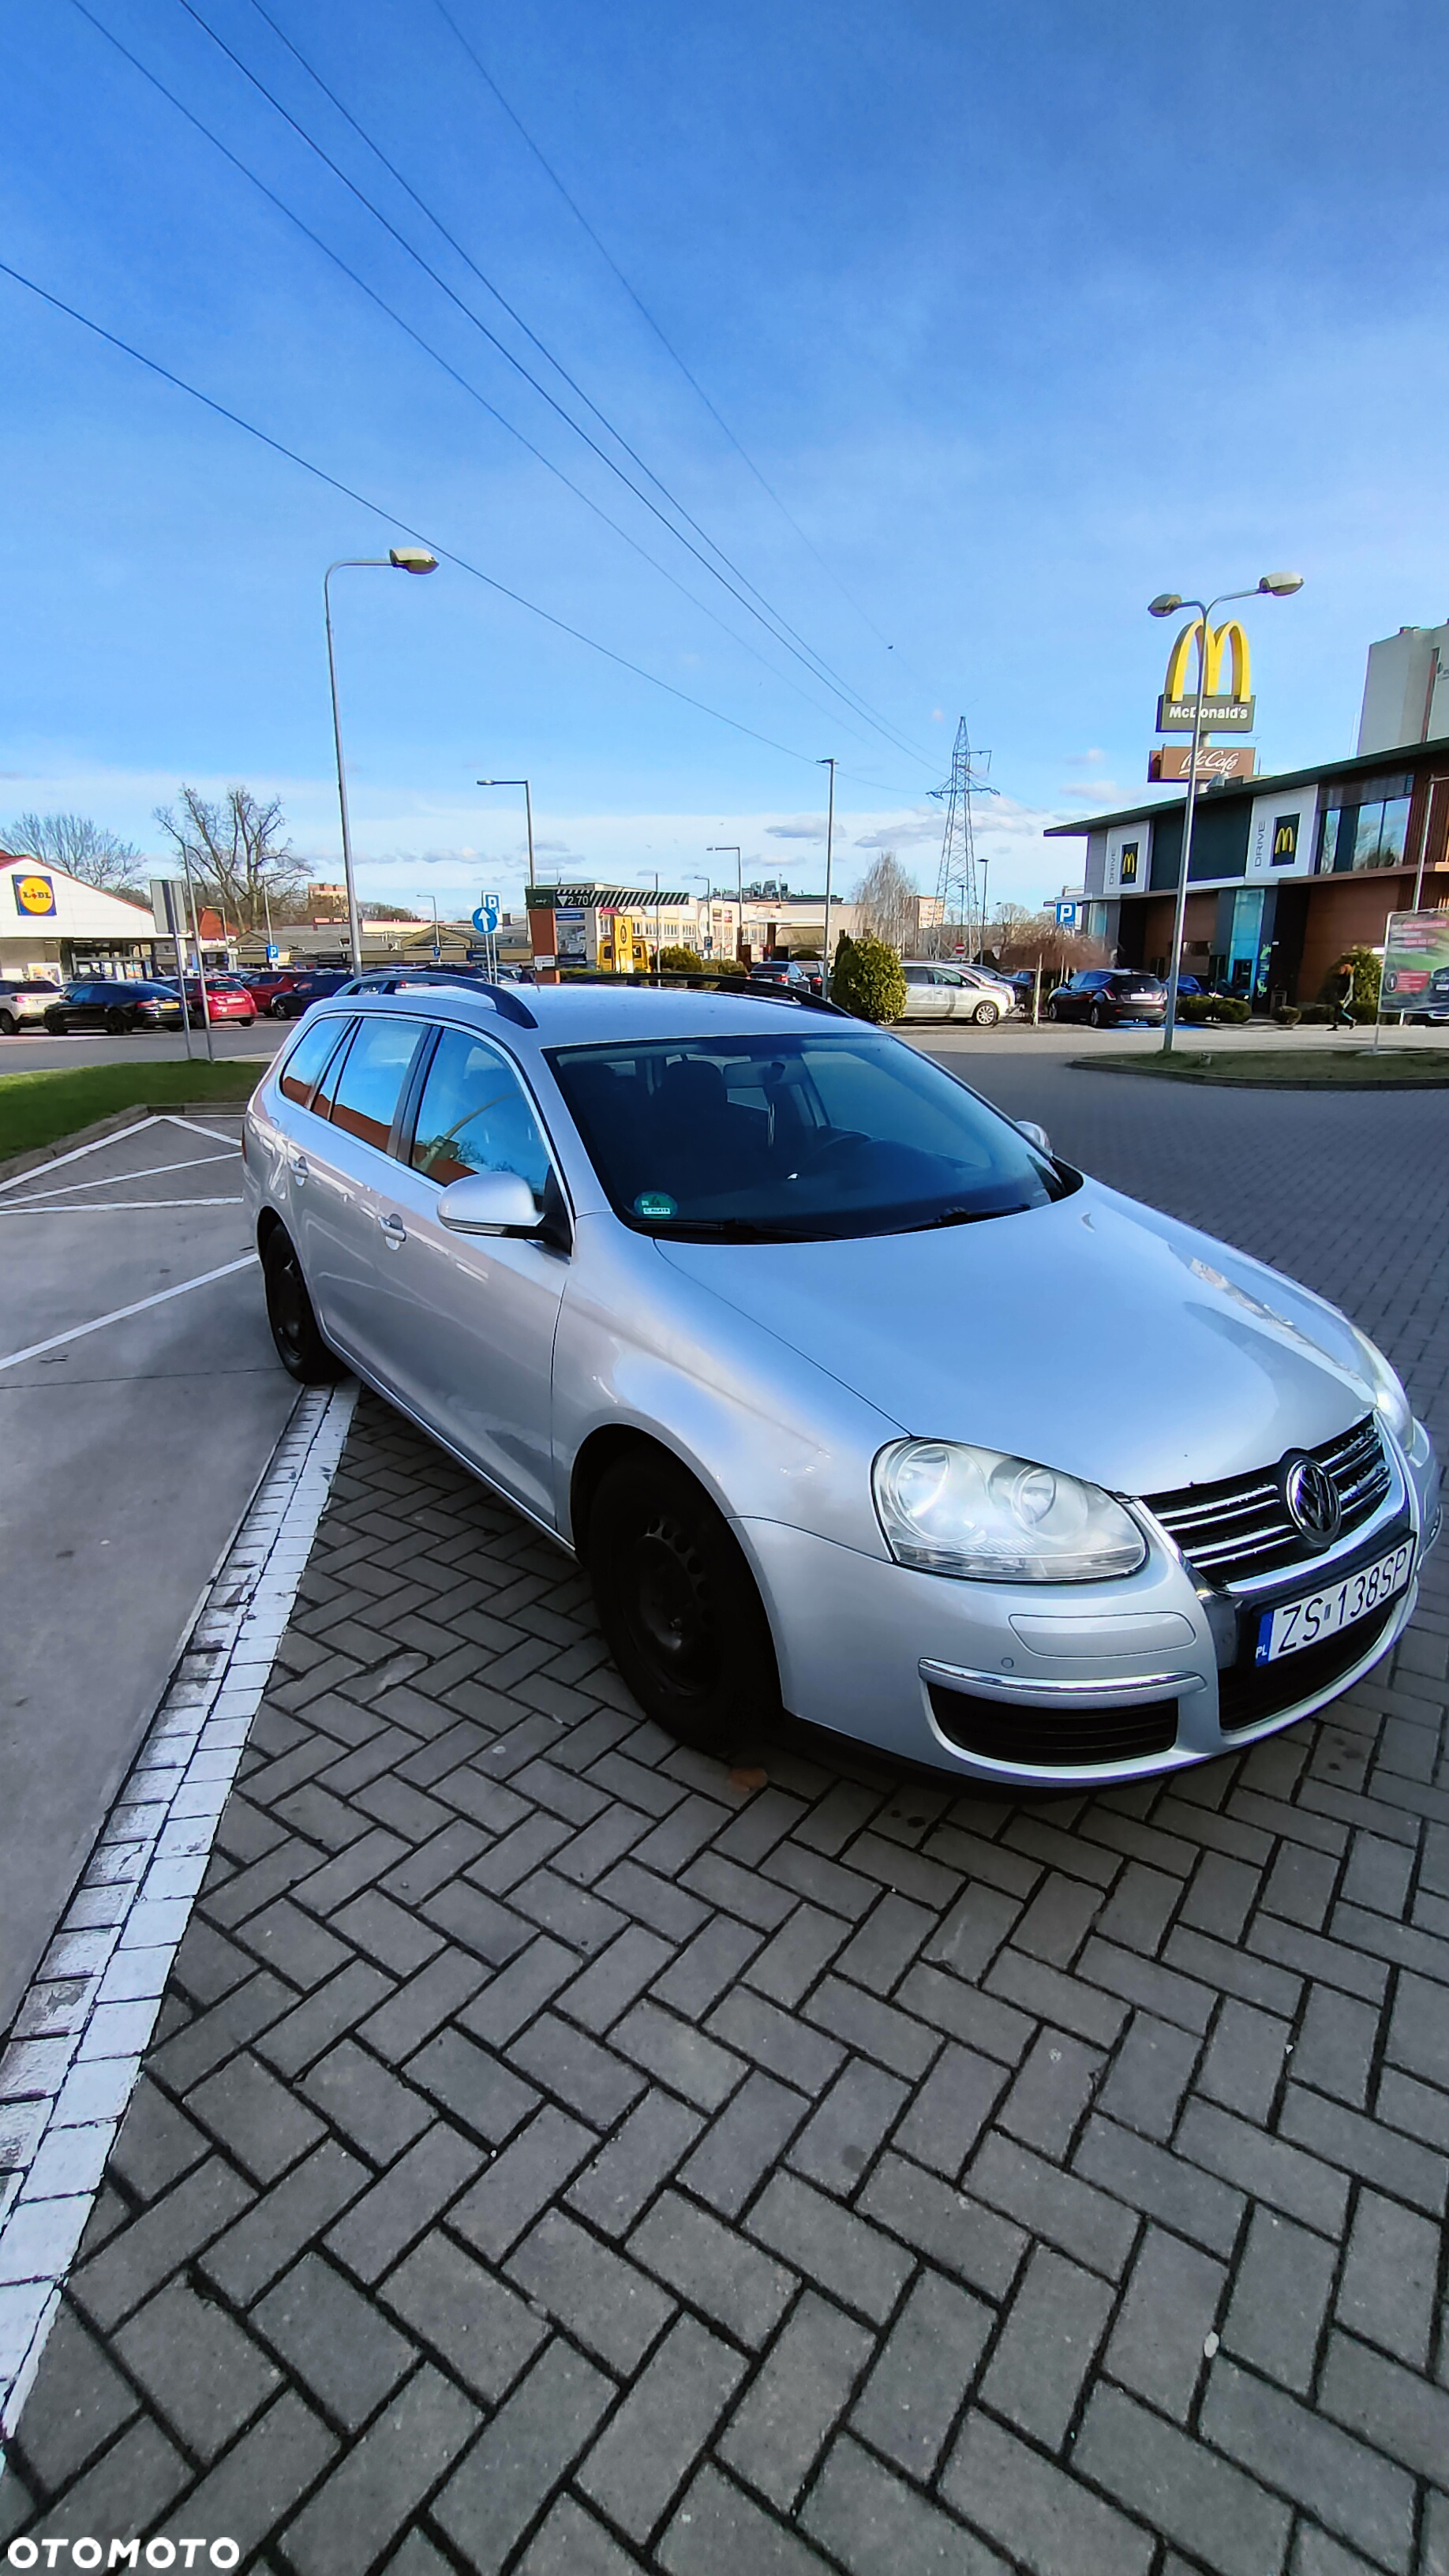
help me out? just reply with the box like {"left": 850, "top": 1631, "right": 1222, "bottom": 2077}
{"left": 1218, "top": 1603, "right": 1397, "bottom": 1732}
{"left": 927, "top": 1684, "right": 1178, "bottom": 1768}
{"left": 1146, "top": 1415, "right": 1390, "bottom": 1588}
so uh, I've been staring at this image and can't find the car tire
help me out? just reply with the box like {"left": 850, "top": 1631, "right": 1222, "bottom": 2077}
{"left": 1046, "top": 999, "right": 1062, "bottom": 1022}
{"left": 587, "top": 1451, "right": 781, "bottom": 1758}
{"left": 0, "top": 1012, "right": 17, "bottom": 1036}
{"left": 262, "top": 1228, "right": 346, "bottom": 1385}
{"left": 242, "top": 1013, "right": 256, "bottom": 1028}
{"left": 105, "top": 1007, "right": 131, "bottom": 1035}
{"left": 1089, "top": 1001, "right": 1109, "bottom": 1028}
{"left": 972, "top": 999, "right": 999, "bottom": 1026}
{"left": 44, "top": 1014, "right": 69, "bottom": 1035}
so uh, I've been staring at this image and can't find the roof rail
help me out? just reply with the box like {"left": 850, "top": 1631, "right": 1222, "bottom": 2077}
{"left": 631, "top": 970, "right": 850, "bottom": 1018}
{"left": 340, "top": 968, "right": 537, "bottom": 1028}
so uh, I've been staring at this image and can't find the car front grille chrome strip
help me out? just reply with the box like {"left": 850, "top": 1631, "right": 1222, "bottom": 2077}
{"left": 1144, "top": 1414, "right": 1393, "bottom": 1589}
{"left": 919, "top": 1659, "right": 1205, "bottom": 1707}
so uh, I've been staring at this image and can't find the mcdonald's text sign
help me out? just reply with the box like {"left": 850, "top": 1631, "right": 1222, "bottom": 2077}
{"left": 1149, "top": 743, "right": 1257, "bottom": 782}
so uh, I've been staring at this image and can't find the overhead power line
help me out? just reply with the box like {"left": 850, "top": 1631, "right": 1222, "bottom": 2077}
{"left": 70, "top": 2, "right": 908, "bottom": 764}
{"left": 0, "top": 251, "right": 927, "bottom": 794}
{"left": 429, "top": 0, "right": 939, "bottom": 695}
{"left": 166, "top": 0, "right": 934, "bottom": 769}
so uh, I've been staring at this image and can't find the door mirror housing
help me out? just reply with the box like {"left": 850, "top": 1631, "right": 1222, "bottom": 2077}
{"left": 437, "top": 1170, "right": 541, "bottom": 1236}
{"left": 1017, "top": 1119, "right": 1053, "bottom": 1156}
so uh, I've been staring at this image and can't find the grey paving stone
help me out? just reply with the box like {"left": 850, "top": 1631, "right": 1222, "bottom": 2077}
{"left": 579, "top": 2313, "right": 747, "bottom": 2540}
{"left": 1201, "top": 2355, "right": 1416, "bottom": 2571}
{"left": 556, "top": 1923, "right": 673, "bottom": 2033}
{"left": 998, "top": 2026, "right": 1104, "bottom": 2155}
{"left": 7, "top": 2303, "right": 139, "bottom": 2496}
{"left": 804, "top": 2432, "right": 1008, "bottom": 2575}
{"left": 507, "top": 2205, "right": 675, "bottom": 2372}
{"left": 1318, "top": 2330, "right": 1449, "bottom": 2484}
{"left": 301, "top": 2036, "right": 436, "bottom": 2165}
{"left": 677, "top": 2069, "right": 811, "bottom": 2217}
{"left": 354, "top": 1949, "right": 486, "bottom": 2062}
{"left": 566, "top": 2089, "right": 705, "bottom": 2237}
{"left": 859, "top": 2150, "right": 1027, "bottom": 2299}
{"left": 980, "top": 2241, "right": 1114, "bottom": 2447}
{"left": 324, "top": 2120, "right": 483, "bottom": 2283}
{"left": 1278, "top": 2081, "right": 1448, "bottom": 2215}
{"left": 611, "top": 1998, "right": 747, "bottom": 2110}
{"left": 107, "top": 2076, "right": 209, "bottom": 2202}
{"left": 1335, "top": 2186, "right": 1439, "bottom": 2368}
{"left": 1384, "top": 1968, "right": 1449, "bottom": 2090}
{"left": 659, "top": 2462, "right": 835, "bottom": 2574}
{"left": 747, "top": 2170, "right": 913, "bottom": 2324}
{"left": 199, "top": 2137, "right": 369, "bottom": 2303}
{"left": 505, "top": 2010, "right": 645, "bottom": 2128}
{"left": 788, "top": 2056, "right": 908, "bottom": 2194}
{"left": 383, "top": 2225, "right": 547, "bottom": 2401}
{"left": 187, "top": 2050, "right": 328, "bottom": 2182}
{"left": 892, "top": 2039, "right": 1005, "bottom": 2176}
{"left": 709, "top": 1987, "right": 847, "bottom": 2093}
{"left": 849, "top": 2267, "right": 991, "bottom": 2479}
{"left": 448, "top": 2103, "right": 595, "bottom": 2260}
{"left": 155, "top": 2387, "right": 338, "bottom": 2563}
{"left": 432, "top": 2339, "right": 614, "bottom": 2572}
{"left": 407, "top": 2026, "right": 543, "bottom": 2144}
{"left": 1177, "top": 2099, "right": 1349, "bottom": 2235}
{"left": 628, "top": 2189, "right": 796, "bottom": 2347}
{"left": 69, "top": 2155, "right": 255, "bottom": 2332}
{"left": 1074, "top": 2109, "right": 1244, "bottom": 2255}
{"left": 256, "top": 1960, "right": 397, "bottom": 2078}
{"left": 1095, "top": 2009, "right": 1200, "bottom": 2142}
{"left": 1196, "top": 1998, "right": 1294, "bottom": 2121}
{"left": 1104, "top": 2223, "right": 1226, "bottom": 2421}
{"left": 1072, "top": 2381, "right": 1291, "bottom": 2576}
{"left": 942, "top": 2407, "right": 1154, "bottom": 2576}
{"left": 256, "top": 2251, "right": 416, "bottom": 2430}
{"left": 14, "top": 2413, "right": 191, "bottom": 2544}
{"left": 515, "top": 2496, "right": 650, "bottom": 2576}
{"left": 652, "top": 1914, "right": 764, "bottom": 2018}
{"left": 282, "top": 2364, "right": 480, "bottom": 2576}
{"left": 114, "top": 2278, "right": 282, "bottom": 2462}
{"left": 968, "top": 2130, "right": 1136, "bottom": 2277}
{"left": 1291, "top": 1984, "right": 1381, "bottom": 2107}
{"left": 457, "top": 1935, "right": 576, "bottom": 2046}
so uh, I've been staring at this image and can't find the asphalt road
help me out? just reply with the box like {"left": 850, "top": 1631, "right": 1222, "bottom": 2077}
{"left": 0, "top": 1112, "right": 295, "bottom": 2035}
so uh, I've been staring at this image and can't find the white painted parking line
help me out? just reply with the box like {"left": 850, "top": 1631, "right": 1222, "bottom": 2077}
{"left": 163, "top": 1112, "right": 255, "bottom": 1146}
{"left": 12, "top": 1149, "right": 239, "bottom": 1201}
{"left": 0, "top": 1199, "right": 245, "bottom": 1214}
{"left": 0, "top": 1119, "right": 155, "bottom": 1197}
{"left": 0, "top": 1254, "right": 256, "bottom": 1373}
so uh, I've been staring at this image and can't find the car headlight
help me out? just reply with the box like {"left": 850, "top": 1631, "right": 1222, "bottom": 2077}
{"left": 1351, "top": 1329, "right": 1413, "bottom": 1443}
{"left": 873, "top": 1440, "right": 1148, "bottom": 1583}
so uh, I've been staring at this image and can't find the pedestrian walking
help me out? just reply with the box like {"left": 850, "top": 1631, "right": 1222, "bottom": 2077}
{"left": 1331, "top": 958, "right": 1355, "bottom": 1029}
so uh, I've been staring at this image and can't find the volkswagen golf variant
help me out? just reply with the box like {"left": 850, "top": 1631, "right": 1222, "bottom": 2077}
{"left": 242, "top": 983, "right": 1440, "bottom": 1785}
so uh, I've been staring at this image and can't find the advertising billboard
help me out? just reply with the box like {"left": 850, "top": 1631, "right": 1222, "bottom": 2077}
{"left": 1380, "top": 910, "right": 1449, "bottom": 1011}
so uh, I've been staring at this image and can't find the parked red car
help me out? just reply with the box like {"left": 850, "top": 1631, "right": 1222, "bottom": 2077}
{"left": 236, "top": 969, "right": 306, "bottom": 1015}
{"left": 163, "top": 975, "right": 257, "bottom": 1028}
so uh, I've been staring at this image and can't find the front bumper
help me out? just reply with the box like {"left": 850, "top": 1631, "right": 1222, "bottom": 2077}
{"left": 739, "top": 1417, "right": 1440, "bottom": 1787}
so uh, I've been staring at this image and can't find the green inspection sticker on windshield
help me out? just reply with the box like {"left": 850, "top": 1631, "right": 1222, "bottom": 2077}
{"left": 635, "top": 1190, "right": 677, "bottom": 1219}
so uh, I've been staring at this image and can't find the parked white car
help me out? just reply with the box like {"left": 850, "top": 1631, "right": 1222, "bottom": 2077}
{"left": 244, "top": 982, "right": 1441, "bottom": 1788}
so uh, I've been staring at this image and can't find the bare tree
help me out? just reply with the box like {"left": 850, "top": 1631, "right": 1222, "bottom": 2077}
{"left": 852, "top": 851, "right": 919, "bottom": 953}
{"left": 154, "top": 785, "right": 310, "bottom": 933}
{"left": 989, "top": 908, "right": 1111, "bottom": 978}
{"left": 5, "top": 810, "right": 146, "bottom": 895}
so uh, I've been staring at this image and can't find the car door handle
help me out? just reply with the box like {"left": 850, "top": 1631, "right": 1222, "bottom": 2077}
{"left": 289, "top": 1154, "right": 309, "bottom": 1185}
{"left": 378, "top": 1211, "right": 407, "bottom": 1249}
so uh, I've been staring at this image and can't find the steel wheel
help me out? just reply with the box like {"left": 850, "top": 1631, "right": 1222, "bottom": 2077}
{"left": 262, "top": 1229, "right": 345, "bottom": 1383}
{"left": 588, "top": 1452, "right": 781, "bottom": 1756}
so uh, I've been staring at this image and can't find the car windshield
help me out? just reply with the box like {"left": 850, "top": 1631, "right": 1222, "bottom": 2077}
{"left": 549, "top": 1029, "right": 1072, "bottom": 1242}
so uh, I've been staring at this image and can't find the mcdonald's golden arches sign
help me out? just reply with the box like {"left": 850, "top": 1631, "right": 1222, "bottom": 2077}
{"left": 1157, "top": 616, "right": 1256, "bottom": 734}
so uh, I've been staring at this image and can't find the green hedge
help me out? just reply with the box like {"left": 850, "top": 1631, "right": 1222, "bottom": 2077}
{"left": 830, "top": 934, "right": 907, "bottom": 1023}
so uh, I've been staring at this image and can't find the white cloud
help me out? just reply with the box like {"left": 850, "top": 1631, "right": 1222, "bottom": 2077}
{"left": 766, "top": 818, "right": 826, "bottom": 841}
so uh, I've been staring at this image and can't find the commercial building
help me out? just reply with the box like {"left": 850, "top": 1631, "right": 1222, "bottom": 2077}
{"left": 522, "top": 881, "right": 942, "bottom": 975}
{"left": 1048, "top": 629, "right": 1449, "bottom": 1005}
{"left": 0, "top": 854, "right": 160, "bottom": 982}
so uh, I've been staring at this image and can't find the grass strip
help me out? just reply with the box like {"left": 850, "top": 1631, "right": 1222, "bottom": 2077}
{"left": 0, "top": 1058, "right": 263, "bottom": 1156}
{"left": 1080, "top": 1048, "right": 1449, "bottom": 1089}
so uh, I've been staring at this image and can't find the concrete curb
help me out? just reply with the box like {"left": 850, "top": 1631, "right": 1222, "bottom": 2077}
{"left": 1071, "top": 1054, "right": 1449, "bottom": 1090}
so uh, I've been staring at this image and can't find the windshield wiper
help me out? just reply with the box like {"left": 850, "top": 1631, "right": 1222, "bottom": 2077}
{"left": 899, "top": 1204, "right": 1007, "bottom": 1234}
{"left": 650, "top": 1217, "right": 818, "bottom": 1242}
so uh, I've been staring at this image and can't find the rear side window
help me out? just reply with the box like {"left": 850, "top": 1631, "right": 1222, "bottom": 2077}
{"left": 278, "top": 1017, "right": 350, "bottom": 1111}
{"left": 328, "top": 1016, "right": 427, "bottom": 1152}
{"left": 409, "top": 1027, "right": 552, "bottom": 1208}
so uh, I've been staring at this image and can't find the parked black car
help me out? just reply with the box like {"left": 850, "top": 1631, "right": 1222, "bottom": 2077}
{"left": 269, "top": 970, "right": 354, "bottom": 1020}
{"left": 1046, "top": 969, "right": 1167, "bottom": 1028}
{"left": 43, "top": 979, "right": 185, "bottom": 1035}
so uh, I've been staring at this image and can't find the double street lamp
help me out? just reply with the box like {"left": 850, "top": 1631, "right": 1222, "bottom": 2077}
{"left": 708, "top": 845, "right": 743, "bottom": 960}
{"left": 324, "top": 547, "right": 438, "bottom": 972}
{"left": 1148, "top": 571, "right": 1303, "bottom": 1050}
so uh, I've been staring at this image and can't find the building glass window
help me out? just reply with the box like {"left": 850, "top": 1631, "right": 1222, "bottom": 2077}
{"left": 1379, "top": 796, "right": 1410, "bottom": 867}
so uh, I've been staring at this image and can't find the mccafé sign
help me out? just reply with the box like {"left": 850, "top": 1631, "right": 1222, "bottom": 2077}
{"left": 1156, "top": 616, "right": 1256, "bottom": 732}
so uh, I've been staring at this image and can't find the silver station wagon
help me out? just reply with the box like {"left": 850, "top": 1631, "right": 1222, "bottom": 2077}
{"left": 242, "top": 982, "right": 1441, "bottom": 1788}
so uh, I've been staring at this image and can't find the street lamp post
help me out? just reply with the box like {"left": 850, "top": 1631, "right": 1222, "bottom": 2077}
{"left": 817, "top": 758, "right": 837, "bottom": 997}
{"left": 422, "top": 893, "right": 440, "bottom": 962}
{"left": 324, "top": 546, "right": 438, "bottom": 973}
{"left": 1148, "top": 574, "right": 1303, "bottom": 1051}
{"left": 687, "top": 871, "right": 712, "bottom": 958}
{"left": 477, "top": 779, "right": 535, "bottom": 889}
{"left": 709, "top": 846, "right": 743, "bottom": 961}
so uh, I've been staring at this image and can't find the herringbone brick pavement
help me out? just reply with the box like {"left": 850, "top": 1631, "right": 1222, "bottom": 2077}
{"left": 5, "top": 1074, "right": 1448, "bottom": 2576}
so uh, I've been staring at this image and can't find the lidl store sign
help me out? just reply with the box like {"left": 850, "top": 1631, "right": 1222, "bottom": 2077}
{"left": 12, "top": 870, "right": 56, "bottom": 918}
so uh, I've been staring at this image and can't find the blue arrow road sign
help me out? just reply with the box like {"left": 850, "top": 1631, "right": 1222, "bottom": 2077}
{"left": 472, "top": 904, "right": 500, "bottom": 935}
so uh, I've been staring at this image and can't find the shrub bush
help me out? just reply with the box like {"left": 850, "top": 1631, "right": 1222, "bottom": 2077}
{"left": 713, "top": 955, "right": 747, "bottom": 978}
{"left": 1273, "top": 1006, "right": 1301, "bottom": 1028}
{"left": 830, "top": 933, "right": 907, "bottom": 1023}
{"left": 1299, "top": 1005, "right": 1330, "bottom": 1024}
{"left": 1211, "top": 996, "right": 1252, "bottom": 1025}
{"left": 658, "top": 945, "right": 706, "bottom": 974}
{"left": 1177, "top": 994, "right": 1214, "bottom": 1024}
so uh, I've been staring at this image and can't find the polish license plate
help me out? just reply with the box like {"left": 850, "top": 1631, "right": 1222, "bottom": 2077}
{"left": 1255, "top": 1541, "right": 1413, "bottom": 1665}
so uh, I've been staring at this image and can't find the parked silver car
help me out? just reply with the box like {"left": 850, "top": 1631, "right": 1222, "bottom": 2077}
{"left": 243, "top": 984, "right": 1440, "bottom": 1787}
{"left": 0, "top": 978, "right": 62, "bottom": 1035}
{"left": 898, "top": 963, "right": 1018, "bottom": 1025}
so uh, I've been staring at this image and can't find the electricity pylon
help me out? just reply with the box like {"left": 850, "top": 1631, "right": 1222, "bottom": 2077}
{"left": 930, "top": 719, "right": 997, "bottom": 957}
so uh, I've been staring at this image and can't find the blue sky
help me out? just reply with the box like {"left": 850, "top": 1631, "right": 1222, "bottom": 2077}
{"left": 4, "top": 0, "right": 1448, "bottom": 915}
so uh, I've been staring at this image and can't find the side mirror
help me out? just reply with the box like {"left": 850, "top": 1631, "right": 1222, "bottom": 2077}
{"left": 1017, "top": 1119, "right": 1053, "bottom": 1156}
{"left": 437, "top": 1170, "right": 541, "bottom": 1236}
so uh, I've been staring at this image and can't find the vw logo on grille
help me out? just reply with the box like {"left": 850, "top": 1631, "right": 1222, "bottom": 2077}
{"left": 1281, "top": 1453, "right": 1342, "bottom": 1552}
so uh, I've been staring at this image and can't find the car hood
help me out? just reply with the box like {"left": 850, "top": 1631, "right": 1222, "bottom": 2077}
{"left": 656, "top": 1182, "right": 1382, "bottom": 1499}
